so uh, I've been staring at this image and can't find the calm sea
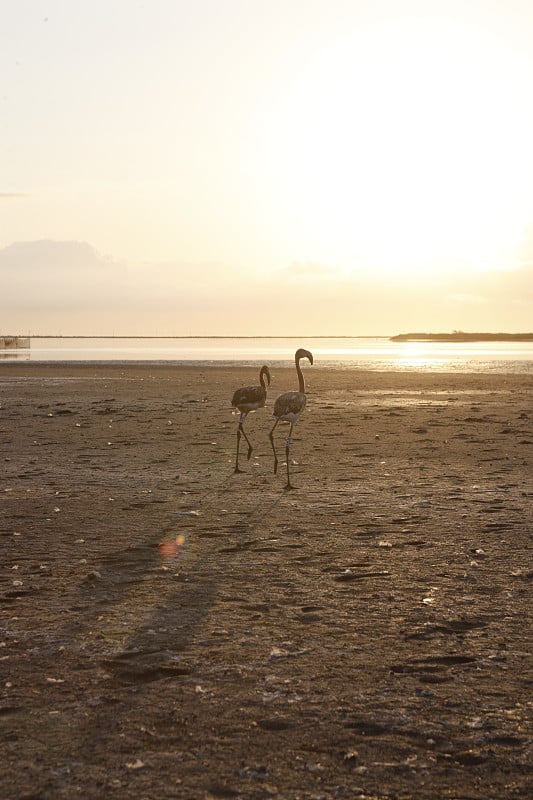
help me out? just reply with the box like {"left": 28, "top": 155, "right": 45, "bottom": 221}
{"left": 2, "top": 336, "right": 532, "bottom": 373}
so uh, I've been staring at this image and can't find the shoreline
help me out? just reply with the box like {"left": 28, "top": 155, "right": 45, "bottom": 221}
{"left": 1, "top": 359, "right": 532, "bottom": 376}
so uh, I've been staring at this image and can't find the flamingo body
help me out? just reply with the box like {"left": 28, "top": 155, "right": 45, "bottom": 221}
{"left": 231, "top": 365, "right": 270, "bottom": 473}
{"left": 270, "top": 348, "right": 313, "bottom": 488}
{"left": 232, "top": 384, "right": 268, "bottom": 414}
{"left": 272, "top": 391, "right": 307, "bottom": 423}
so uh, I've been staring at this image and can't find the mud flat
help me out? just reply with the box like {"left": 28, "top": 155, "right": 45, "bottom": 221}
{"left": 1, "top": 363, "right": 531, "bottom": 799}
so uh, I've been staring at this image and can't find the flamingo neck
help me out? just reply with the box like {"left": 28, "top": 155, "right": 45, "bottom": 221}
{"left": 296, "top": 358, "right": 305, "bottom": 393}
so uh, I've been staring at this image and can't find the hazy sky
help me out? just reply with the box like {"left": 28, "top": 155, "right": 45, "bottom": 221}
{"left": 2, "top": 0, "right": 533, "bottom": 335}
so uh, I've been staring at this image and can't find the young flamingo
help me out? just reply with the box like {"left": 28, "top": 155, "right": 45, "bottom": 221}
{"left": 269, "top": 348, "right": 313, "bottom": 489}
{"left": 231, "top": 365, "right": 271, "bottom": 473}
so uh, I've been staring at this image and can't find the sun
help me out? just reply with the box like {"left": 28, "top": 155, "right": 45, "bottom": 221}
{"left": 256, "top": 17, "right": 533, "bottom": 280}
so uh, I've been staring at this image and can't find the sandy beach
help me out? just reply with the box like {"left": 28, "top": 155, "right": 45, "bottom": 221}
{"left": 1, "top": 362, "right": 531, "bottom": 799}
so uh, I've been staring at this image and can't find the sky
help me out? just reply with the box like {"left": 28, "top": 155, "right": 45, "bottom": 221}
{"left": 1, "top": 0, "right": 533, "bottom": 335}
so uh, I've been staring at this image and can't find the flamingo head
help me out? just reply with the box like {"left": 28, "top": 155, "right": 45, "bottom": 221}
{"left": 295, "top": 348, "right": 313, "bottom": 366}
{"left": 260, "top": 365, "right": 271, "bottom": 386}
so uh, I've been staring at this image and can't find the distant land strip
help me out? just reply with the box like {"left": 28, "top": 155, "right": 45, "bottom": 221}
{"left": 390, "top": 332, "right": 533, "bottom": 342}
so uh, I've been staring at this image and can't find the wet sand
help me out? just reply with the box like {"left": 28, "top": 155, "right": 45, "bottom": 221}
{"left": 1, "top": 363, "right": 532, "bottom": 799}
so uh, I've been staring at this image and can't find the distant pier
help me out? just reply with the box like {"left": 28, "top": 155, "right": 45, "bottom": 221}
{"left": 0, "top": 336, "right": 30, "bottom": 349}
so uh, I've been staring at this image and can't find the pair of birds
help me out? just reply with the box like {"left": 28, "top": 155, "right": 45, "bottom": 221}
{"left": 231, "top": 348, "right": 313, "bottom": 489}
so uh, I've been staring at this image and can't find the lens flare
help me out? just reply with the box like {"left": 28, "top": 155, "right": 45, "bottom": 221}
{"left": 158, "top": 534, "right": 186, "bottom": 558}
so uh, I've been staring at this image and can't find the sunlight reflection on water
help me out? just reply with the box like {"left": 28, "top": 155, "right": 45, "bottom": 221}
{"left": 9, "top": 336, "right": 533, "bottom": 373}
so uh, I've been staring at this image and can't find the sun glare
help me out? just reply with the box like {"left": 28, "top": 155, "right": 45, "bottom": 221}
{"left": 259, "top": 18, "right": 533, "bottom": 280}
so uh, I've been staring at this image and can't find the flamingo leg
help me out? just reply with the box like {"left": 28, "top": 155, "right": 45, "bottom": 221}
{"left": 269, "top": 419, "right": 280, "bottom": 474}
{"left": 234, "top": 426, "right": 243, "bottom": 473}
{"left": 234, "top": 415, "right": 252, "bottom": 473}
{"left": 284, "top": 423, "right": 295, "bottom": 489}
{"left": 241, "top": 423, "right": 254, "bottom": 460}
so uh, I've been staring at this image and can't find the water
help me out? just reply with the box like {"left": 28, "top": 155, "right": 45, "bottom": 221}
{"left": 1, "top": 336, "right": 532, "bottom": 373}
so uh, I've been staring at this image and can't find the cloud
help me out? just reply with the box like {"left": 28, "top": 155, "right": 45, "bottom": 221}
{"left": 0, "top": 240, "right": 109, "bottom": 270}
{"left": 458, "top": 262, "right": 533, "bottom": 305}
{"left": 447, "top": 293, "right": 490, "bottom": 307}
{"left": 0, "top": 241, "right": 123, "bottom": 311}
{"left": 284, "top": 261, "right": 339, "bottom": 278}
{"left": 1, "top": 240, "right": 531, "bottom": 336}
{"left": 0, "top": 240, "right": 241, "bottom": 330}
{"left": 0, "top": 240, "right": 132, "bottom": 313}
{"left": 0, "top": 192, "right": 27, "bottom": 198}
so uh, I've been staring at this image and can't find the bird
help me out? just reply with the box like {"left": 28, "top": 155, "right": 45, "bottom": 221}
{"left": 231, "top": 365, "right": 271, "bottom": 473}
{"left": 269, "top": 348, "right": 313, "bottom": 489}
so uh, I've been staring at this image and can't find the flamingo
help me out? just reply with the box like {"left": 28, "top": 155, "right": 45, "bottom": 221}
{"left": 269, "top": 348, "right": 313, "bottom": 489}
{"left": 231, "top": 365, "right": 271, "bottom": 473}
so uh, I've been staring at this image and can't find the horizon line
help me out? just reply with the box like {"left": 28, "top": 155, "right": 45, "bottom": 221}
{"left": 15, "top": 334, "right": 393, "bottom": 340}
